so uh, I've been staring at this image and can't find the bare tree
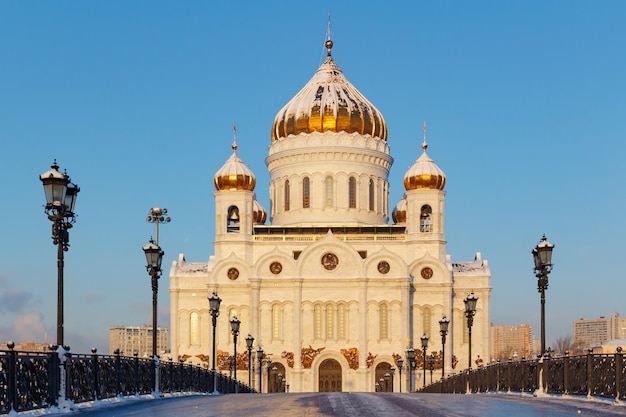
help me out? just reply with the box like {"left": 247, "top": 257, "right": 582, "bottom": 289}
{"left": 552, "top": 335, "right": 574, "bottom": 355}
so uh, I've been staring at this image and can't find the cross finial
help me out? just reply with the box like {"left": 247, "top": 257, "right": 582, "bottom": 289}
{"left": 422, "top": 121, "right": 428, "bottom": 151}
{"left": 325, "top": 9, "right": 333, "bottom": 56}
{"left": 232, "top": 121, "right": 238, "bottom": 152}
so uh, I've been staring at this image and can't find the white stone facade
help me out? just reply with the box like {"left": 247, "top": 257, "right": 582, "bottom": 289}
{"left": 168, "top": 39, "right": 491, "bottom": 393}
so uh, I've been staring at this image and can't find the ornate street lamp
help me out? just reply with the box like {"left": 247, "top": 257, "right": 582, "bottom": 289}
{"left": 146, "top": 208, "right": 171, "bottom": 245}
{"left": 390, "top": 367, "right": 395, "bottom": 393}
{"left": 464, "top": 292, "right": 479, "bottom": 369}
{"left": 40, "top": 160, "right": 79, "bottom": 347}
{"left": 256, "top": 345, "right": 264, "bottom": 393}
{"left": 208, "top": 291, "right": 221, "bottom": 393}
{"left": 428, "top": 354, "right": 435, "bottom": 384}
{"left": 266, "top": 358, "right": 272, "bottom": 393}
{"left": 272, "top": 366, "right": 278, "bottom": 393}
{"left": 230, "top": 316, "right": 241, "bottom": 393}
{"left": 406, "top": 347, "right": 416, "bottom": 392}
{"left": 532, "top": 234, "right": 555, "bottom": 355}
{"left": 143, "top": 238, "right": 163, "bottom": 394}
{"left": 420, "top": 334, "right": 429, "bottom": 386}
{"left": 246, "top": 334, "right": 254, "bottom": 387}
{"left": 397, "top": 358, "right": 404, "bottom": 393}
{"left": 439, "top": 316, "right": 450, "bottom": 379}
{"left": 384, "top": 372, "right": 391, "bottom": 392}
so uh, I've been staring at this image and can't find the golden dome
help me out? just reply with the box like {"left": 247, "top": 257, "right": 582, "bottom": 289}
{"left": 403, "top": 123, "right": 446, "bottom": 191}
{"left": 271, "top": 39, "right": 387, "bottom": 142}
{"left": 252, "top": 199, "right": 267, "bottom": 224}
{"left": 392, "top": 195, "right": 407, "bottom": 224}
{"left": 214, "top": 139, "right": 256, "bottom": 191}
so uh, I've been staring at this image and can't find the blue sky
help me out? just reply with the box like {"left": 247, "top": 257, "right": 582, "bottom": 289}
{"left": 1, "top": 1, "right": 625, "bottom": 354}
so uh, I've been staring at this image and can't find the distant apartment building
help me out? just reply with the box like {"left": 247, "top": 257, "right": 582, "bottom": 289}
{"left": 109, "top": 325, "right": 169, "bottom": 357}
{"left": 491, "top": 324, "right": 533, "bottom": 361}
{"left": 573, "top": 312, "right": 626, "bottom": 349}
{"left": 0, "top": 342, "right": 52, "bottom": 351}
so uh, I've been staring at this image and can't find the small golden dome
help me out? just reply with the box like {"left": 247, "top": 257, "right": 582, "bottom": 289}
{"left": 252, "top": 199, "right": 267, "bottom": 225}
{"left": 271, "top": 39, "right": 387, "bottom": 142}
{"left": 214, "top": 139, "right": 256, "bottom": 191}
{"left": 392, "top": 196, "right": 407, "bottom": 224}
{"left": 403, "top": 123, "right": 446, "bottom": 191}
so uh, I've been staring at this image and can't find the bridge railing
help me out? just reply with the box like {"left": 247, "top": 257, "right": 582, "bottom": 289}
{"left": 419, "top": 347, "right": 624, "bottom": 402}
{"left": 0, "top": 343, "right": 254, "bottom": 415}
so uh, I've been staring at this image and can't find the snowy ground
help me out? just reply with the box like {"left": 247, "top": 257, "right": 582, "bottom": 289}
{"left": 14, "top": 392, "right": 626, "bottom": 417}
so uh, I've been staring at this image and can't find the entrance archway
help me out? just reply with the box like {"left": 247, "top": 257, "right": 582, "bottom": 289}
{"left": 268, "top": 362, "right": 286, "bottom": 393}
{"left": 375, "top": 362, "right": 394, "bottom": 392}
{"left": 318, "top": 358, "right": 342, "bottom": 392}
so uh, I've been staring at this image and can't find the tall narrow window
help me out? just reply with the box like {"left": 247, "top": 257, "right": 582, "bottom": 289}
{"left": 190, "top": 312, "right": 199, "bottom": 345}
{"left": 369, "top": 179, "right": 375, "bottom": 211}
{"left": 326, "top": 304, "right": 334, "bottom": 339}
{"left": 284, "top": 180, "right": 290, "bottom": 211}
{"left": 272, "top": 305, "right": 282, "bottom": 340}
{"left": 314, "top": 304, "right": 323, "bottom": 339}
{"left": 303, "top": 177, "right": 310, "bottom": 208}
{"left": 349, "top": 177, "right": 356, "bottom": 208}
{"left": 420, "top": 205, "right": 432, "bottom": 232}
{"left": 337, "top": 304, "right": 346, "bottom": 339}
{"left": 422, "top": 307, "right": 432, "bottom": 339}
{"left": 325, "top": 176, "right": 333, "bottom": 207}
{"left": 379, "top": 304, "right": 389, "bottom": 339}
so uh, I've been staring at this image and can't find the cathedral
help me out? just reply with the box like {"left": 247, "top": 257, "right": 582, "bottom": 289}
{"left": 168, "top": 36, "right": 491, "bottom": 393}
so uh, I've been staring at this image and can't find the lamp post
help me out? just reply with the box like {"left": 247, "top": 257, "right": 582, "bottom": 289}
{"left": 146, "top": 208, "right": 171, "bottom": 246}
{"left": 420, "top": 334, "right": 429, "bottom": 387}
{"left": 40, "top": 161, "right": 79, "bottom": 348}
{"left": 230, "top": 316, "right": 241, "bottom": 393}
{"left": 208, "top": 291, "right": 221, "bottom": 393}
{"left": 256, "top": 346, "right": 264, "bottom": 393}
{"left": 245, "top": 334, "right": 254, "bottom": 387}
{"left": 428, "top": 354, "right": 435, "bottom": 384}
{"left": 406, "top": 347, "right": 416, "bottom": 392}
{"left": 272, "top": 366, "right": 278, "bottom": 393}
{"left": 439, "top": 316, "right": 450, "bottom": 379}
{"left": 464, "top": 292, "right": 479, "bottom": 369}
{"left": 384, "top": 373, "right": 390, "bottom": 392}
{"left": 143, "top": 239, "right": 164, "bottom": 394}
{"left": 397, "top": 358, "right": 403, "bottom": 393}
{"left": 390, "top": 367, "right": 395, "bottom": 393}
{"left": 532, "top": 235, "right": 555, "bottom": 355}
{"left": 266, "top": 358, "right": 272, "bottom": 393}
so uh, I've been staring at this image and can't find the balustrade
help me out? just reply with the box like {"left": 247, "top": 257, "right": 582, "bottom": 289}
{"left": 0, "top": 344, "right": 254, "bottom": 414}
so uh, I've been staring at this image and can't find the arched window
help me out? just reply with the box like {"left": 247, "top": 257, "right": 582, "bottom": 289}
{"left": 325, "top": 176, "right": 333, "bottom": 207}
{"left": 337, "top": 304, "right": 346, "bottom": 339}
{"left": 422, "top": 307, "right": 432, "bottom": 339}
{"left": 420, "top": 205, "right": 432, "bottom": 232}
{"left": 369, "top": 179, "right": 375, "bottom": 211}
{"left": 272, "top": 305, "right": 282, "bottom": 340}
{"left": 326, "top": 304, "right": 335, "bottom": 339}
{"left": 227, "top": 206, "right": 240, "bottom": 233}
{"left": 303, "top": 177, "right": 310, "bottom": 208}
{"left": 190, "top": 312, "right": 199, "bottom": 345}
{"left": 284, "top": 180, "right": 290, "bottom": 211}
{"left": 314, "top": 304, "right": 323, "bottom": 339}
{"left": 379, "top": 304, "right": 389, "bottom": 339}
{"left": 349, "top": 177, "right": 356, "bottom": 208}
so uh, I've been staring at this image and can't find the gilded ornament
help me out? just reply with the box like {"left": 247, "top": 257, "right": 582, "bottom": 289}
{"left": 270, "top": 262, "right": 282, "bottom": 275}
{"left": 420, "top": 267, "right": 433, "bottom": 280}
{"left": 377, "top": 261, "right": 390, "bottom": 274}
{"left": 321, "top": 253, "right": 338, "bottom": 270}
{"left": 228, "top": 267, "right": 239, "bottom": 280}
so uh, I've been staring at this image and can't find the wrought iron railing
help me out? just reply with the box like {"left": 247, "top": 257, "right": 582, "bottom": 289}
{"left": 0, "top": 343, "right": 254, "bottom": 414}
{"left": 419, "top": 347, "right": 625, "bottom": 402}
